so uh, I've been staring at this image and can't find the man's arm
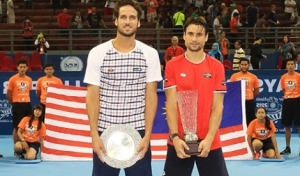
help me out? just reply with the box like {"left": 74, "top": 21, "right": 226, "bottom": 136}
{"left": 165, "top": 87, "right": 178, "bottom": 135}
{"left": 6, "top": 90, "right": 12, "bottom": 104}
{"left": 144, "top": 82, "right": 158, "bottom": 139}
{"left": 36, "top": 90, "right": 41, "bottom": 99}
{"left": 253, "top": 88, "right": 259, "bottom": 97}
{"left": 86, "top": 84, "right": 100, "bottom": 140}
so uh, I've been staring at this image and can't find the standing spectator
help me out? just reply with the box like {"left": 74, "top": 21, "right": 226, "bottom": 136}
{"left": 51, "top": 0, "right": 60, "bottom": 14}
{"left": 34, "top": 33, "right": 50, "bottom": 67}
{"left": 285, "top": 0, "right": 296, "bottom": 20}
{"left": 253, "top": 13, "right": 269, "bottom": 47}
{"left": 22, "top": 16, "right": 33, "bottom": 51}
{"left": 220, "top": 3, "right": 230, "bottom": 27}
{"left": 279, "top": 35, "right": 296, "bottom": 69}
{"left": 163, "top": 17, "right": 229, "bottom": 176}
{"left": 72, "top": 9, "right": 84, "bottom": 36}
{"left": 6, "top": 59, "right": 32, "bottom": 147}
{"left": 218, "top": 30, "right": 230, "bottom": 60}
{"left": 230, "top": 58, "right": 260, "bottom": 126}
{"left": 295, "top": 53, "right": 300, "bottom": 70}
{"left": 230, "top": 3, "right": 241, "bottom": 25}
{"left": 246, "top": 1, "right": 259, "bottom": 27}
{"left": 87, "top": 7, "right": 107, "bottom": 37}
{"left": 0, "top": 0, "right": 2, "bottom": 23}
{"left": 145, "top": 0, "right": 158, "bottom": 22}
{"left": 7, "top": 0, "right": 18, "bottom": 24}
{"left": 208, "top": 43, "right": 223, "bottom": 62}
{"left": 83, "top": 0, "right": 162, "bottom": 175}
{"left": 14, "top": 105, "right": 46, "bottom": 160}
{"left": 163, "top": 36, "right": 184, "bottom": 64}
{"left": 36, "top": 63, "right": 63, "bottom": 122}
{"left": 268, "top": 5, "right": 279, "bottom": 34}
{"left": 229, "top": 12, "right": 240, "bottom": 46}
{"left": 250, "top": 37, "right": 267, "bottom": 69}
{"left": 172, "top": 6, "right": 185, "bottom": 34}
{"left": 162, "top": 11, "right": 173, "bottom": 28}
{"left": 24, "top": 0, "right": 32, "bottom": 9}
{"left": 232, "top": 40, "right": 245, "bottom": 70}
{"left": 213, "top": 12, "right": 222, "bottom": 42}
{"left": 57, "top": 8, "right": 71, "bottom": 37}
{"left": 279, "top": 59, "right": 300, "bottom": 155}
{"left": 104, "top": 0, "right": 116, "bottom": 16}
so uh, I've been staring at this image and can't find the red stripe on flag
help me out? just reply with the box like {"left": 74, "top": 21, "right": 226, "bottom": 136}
{"left": 152, "top": 155, "right": 166, "bottom": 160}
{"left": 46, "top": 124, "right": 91, "bottom": 136}
{"left": 151, "top": 133, "right": 169, "bottom": 139}
{"left": 151, "top": 145, "right": 167, "bottom": 151}
{"left": 219, "top": 124, "right": 244, "bottom": 135}
{"left": 45, "top": 136, "right": 92, "bottom": 148}
{"left": 46, "top": 113, "right": 89, "bottom": 125}
{"left": 48, "top": 83, "right": 87, "bottom": 91}
{"left": 42, "top": 147, "right": 92, "bottom": 158}
{"left": 223, "top": 148, "right": 248, "bottom": 158}
{"left": 47, "top": 93, "right": 86, "bottom": 103}
{"left": 221, "top": 136, "right": 246, "bottom": 147}
{"left": 46, "top": 103, "right": 87, "bottom": 115}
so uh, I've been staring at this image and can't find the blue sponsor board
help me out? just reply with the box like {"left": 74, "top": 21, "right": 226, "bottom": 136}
{"left": 0, "top": 70, "right": 295, "bottom": 135}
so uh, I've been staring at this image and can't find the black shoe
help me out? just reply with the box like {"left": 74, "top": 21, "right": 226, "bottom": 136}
{"left": 280, "top": 147, "right": 291, "bottom": 155}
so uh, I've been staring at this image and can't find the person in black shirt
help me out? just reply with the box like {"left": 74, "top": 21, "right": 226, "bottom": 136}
{"left": 250, "top": 37, "right": 267, "bottom": 69}
{"left": 87, "top": 7, "right": 107, "bottom": 36}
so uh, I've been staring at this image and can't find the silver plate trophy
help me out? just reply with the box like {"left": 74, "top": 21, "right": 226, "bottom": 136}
{"left": 177, "top": 90, "right": 200, "bottom": 155}
{"left": 100, "top": 124, "right": 142, "bottom": 169}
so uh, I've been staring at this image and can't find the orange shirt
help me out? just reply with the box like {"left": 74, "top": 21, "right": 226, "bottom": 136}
{"left": 7, "top": 74, "right": 32, "bottom": 103}
{"left": 145, "top": 0, "right": 158, "bottom": 13}
{"left": 220, "top": 38, "right": 228, "bottom": 55}
{"left": 230, "top": 18, "right": 238, "bottom": 33}
{"left": 164, "top": 46, "right": 185, "bottom": 61}
{"left": 18, "top": 116, "right": 46, "bottom": 143}
{"left": 280, "top": 72, "right": 300, "bottom": 99}
{"left": 36, "top": 76, "right": 63, "bottom": 104}
{"left": 246, "top": 119, "right": 276, "bottom": 140}
{"left": 230, "top": 72, "right": 259, "bottom": 100}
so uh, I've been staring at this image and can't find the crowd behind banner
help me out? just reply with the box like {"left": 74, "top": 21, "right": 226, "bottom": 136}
{"left": 0, "top": 70, "right": 296, "bottom": 135}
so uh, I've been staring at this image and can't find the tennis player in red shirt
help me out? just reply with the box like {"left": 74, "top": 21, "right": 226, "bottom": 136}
{"left": 163, "top": 17, "right": 229, "bottom": 176}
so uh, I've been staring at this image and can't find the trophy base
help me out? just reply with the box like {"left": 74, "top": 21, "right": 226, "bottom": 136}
{"left": 184, "top": 140, "right": 200, "bottom": 155}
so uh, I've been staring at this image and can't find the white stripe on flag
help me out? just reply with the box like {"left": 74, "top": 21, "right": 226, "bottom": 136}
{"left": 220, "top": 130, "right": 245, "bottom": 141}
{"left": 41, "top": 153, "right": 92, "bottom": 161}
{"left": 43, "top": 141, "right": 92, "bottom": 153}
{"left": 150, "top": 139, "right": 167, "bottom": 146}
{"left": 152, "top": 151, "right": 167, "bottom": 156}
{"left": 47, "top": 97, "right": 86, "bottom": 109}
{"left": 46, "top": 130, "right": 91, "bottom": 143}
{"left": 46, "top": 108, "right": 88, "bottom": 121}
{"left": 48, "top": 87, "right": 87, "bottom": 97}
{"left": 46, "top": 119, "right": 90, "bottom": 131}
{"left": 222, "top": 142, "right": 248, "bottom": 152}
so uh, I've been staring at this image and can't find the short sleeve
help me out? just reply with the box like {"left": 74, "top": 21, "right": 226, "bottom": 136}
{"left": 18, "top": 117, "right": 28, "bottom": 130}
{"left": 253, "top": 75, "right": 260, "bottom": 88}
{"left": 7, "top": 76, "right": 14, "bottom": 91}
{"left": 40, "top": 123, "right": 47, "bottom": 137}
{"left": 164, "top": 61, "right": 176, "bottom": 89}
{"left": 144, "top": 46, "right": 163, "bottom": 83}
{"left": 269, "top": 121, "right": 276, "bottom": 134}
{"left": 214, "top": 62, "right": 226, "bottom": 92}
{"left": 36, "top": 78, "right": 42, "bottom": 91}
{"left": 28, "top": 77, "right": 32, "bottom": 90}
{"left": 83, "top": 45, "right": 105, "bottom": 86}
{"left": 246, "top": 120, "right": 254, "bottom": 136}
{"left": 280, "top": 75, "right": 285, "bottom": 90}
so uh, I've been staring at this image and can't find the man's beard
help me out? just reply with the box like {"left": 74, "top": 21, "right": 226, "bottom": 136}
{"left": 187, "top": 46, "right": 202, "bottom": 52}
{"left": 117, "top": 27, "right": 137, "bottom": 37}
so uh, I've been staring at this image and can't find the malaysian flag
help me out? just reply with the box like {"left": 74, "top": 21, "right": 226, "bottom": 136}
{"left": 41, "top": 81, "right": 251, "bottom": 161}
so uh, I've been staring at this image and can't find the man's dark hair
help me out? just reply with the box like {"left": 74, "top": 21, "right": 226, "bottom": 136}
{"left": 239, "top": 58, "right": 249, "bottom": 64}
{"left": 44, "top": 62, "right": 54, "bottom": 69}
{"left": 113, "top": 0, "right": 142, "bottom": 20}
{"left": 183, "top": 17, "right": 209, "bottom": 35}
{"left": 286, "top": 58, "right": 295, "bottom": 65}
{"left": 233, "top": 12, "right": 239, "bottom": 17}
{"left": 235, "top": 40, "right": 242, "bottom": 46}
{"left": 18, "top": 59, "right": 28, "bottom": 66}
